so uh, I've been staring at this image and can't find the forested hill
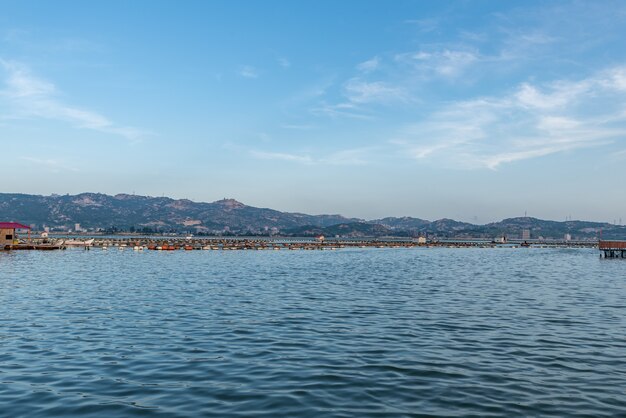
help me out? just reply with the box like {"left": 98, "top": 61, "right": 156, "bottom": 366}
{"left": 0, "top": 193, "right": 623, "bottom": 239}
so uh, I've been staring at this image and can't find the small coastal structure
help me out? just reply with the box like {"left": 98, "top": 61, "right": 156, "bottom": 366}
{"left": 494, "top": 235, "right": 507, "bottom": 244}
{"left": 0, "top": 222, "right": 31, "bottom": 248}
{"left": 599, "top": 240, "right": 626, "bottom": 258}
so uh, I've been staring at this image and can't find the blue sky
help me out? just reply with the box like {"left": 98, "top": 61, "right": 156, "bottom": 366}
{"left": 1, "top": 1, "right": 626, "bottom": 223}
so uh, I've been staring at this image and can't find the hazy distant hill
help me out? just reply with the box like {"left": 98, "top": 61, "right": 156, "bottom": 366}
{"left": 284, "top": 222, "right": 393, "bottom": 238}
{"left": 298, "top": 217, "right": 623, "bottom": 240}
{"left": 459, "top": 217, "right": 622, "bottom": 240}
{"left": 0, "top": 193, "right": 358, "bottom": 234}
{"left": 368, "top": 217, "right": 430, "bottom": 231}
{"left": 0, "top": 193, "right": 624, "bottom": 239}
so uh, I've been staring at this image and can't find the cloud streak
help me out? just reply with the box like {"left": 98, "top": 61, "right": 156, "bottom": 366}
{"left": 250, "top": 150, "right": 313, "bottom": 164}
{"left": 395, "top": 49, "right": 480, "bottom": 78}
{"left": 20, "top": 156, "right": 80, "bottom": 172}
{"left": 249, "top": 147, "right": 374, "bottom": 166}
{"left": 0, "top": 59, "right": 146, "bottom": 141}
{"left": 312, "top": 78, "right": 410, "bottom": 119}
{"left": 356, "top": 56, "right": 380, "bottom": 73}
{"left": 239, "top": 65, "right": 259, "bottom": 78}
{"left": 395, "top": 66, "right": 626, "bottom": 169}
{"left": 304, "top": 3, "right": 626, "bottom": 174}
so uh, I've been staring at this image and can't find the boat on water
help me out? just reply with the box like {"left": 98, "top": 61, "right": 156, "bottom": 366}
{"left": 62, "top": 238, "right": 95, "bottom": 247}
{"left": 34, "top": 244, "right": 66, "bottom": 250}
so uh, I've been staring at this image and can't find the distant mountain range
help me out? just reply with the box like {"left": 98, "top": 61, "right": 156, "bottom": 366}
{"left": 1, "top": 192, "right": 624, "bottom": 240}
{"left": 0, "top": 193, "right": 356, "bottom": 234}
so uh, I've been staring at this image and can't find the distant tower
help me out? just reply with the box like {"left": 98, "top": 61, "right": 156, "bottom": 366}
{"left": 522, "top": 229, "right": 530, "bottom": 240}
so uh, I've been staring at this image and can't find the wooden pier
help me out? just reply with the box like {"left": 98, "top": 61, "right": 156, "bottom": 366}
{"left": 599, "top": 240, "right": 626, "bottom": 258}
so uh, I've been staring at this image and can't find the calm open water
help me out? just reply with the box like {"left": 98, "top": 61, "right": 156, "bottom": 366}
{"left": 0, "top": 247, "right": 625, "bottom": 417}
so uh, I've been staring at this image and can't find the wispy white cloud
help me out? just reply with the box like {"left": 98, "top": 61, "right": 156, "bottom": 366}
{"left": 281, "top": 78, "right": 335, "bottom": 110}
{"left": 343, "top": 78, "right": 408, "bottom": 104}
{"left": 249, "top": 147, "right": 375, "bottom": 166}
{"left": 250, "top": 150, "right": 313, "bottom": 164}
{"left": 395, "top": 49, "right": 480, "bottom": 78}
{"left": 316, "top": 47, "right": 482, "bottom": 119}
{"left": 515, "top": 79, "right": 592, "bottom": 110}
{"left": 320, "top": 147, "right": 372, "bottom": 166}
{"left": 311, "top": 102, "right": 372, "bottom": 120}
{"left": 308, "top": 1, "right": 626, "bottom": 170}
{"left": 312, "top": 76, "right": 409, "bottom": 119}
{"left": 605, "top": 67, "right": 626, "bottom": 91}
{"left": 0, "top": 59, "right": 147, "bottom": 141}
{"left": 359, "top": 5, "right": 601, "bottom": 98}
{"left": 356, "top": 56, "right": 380, "bottom": 73}
{"left": 277, "top": 58, "right": 290, "bottom": 68}
{"left": 394, "top": 66, "right": 626, "bottom": 169}
{"left": 459, "top": 30, "right": 488, "bottom": 43}
{"left": 280, "top": 123, "right": 315, "bottom": 130}
{"left": 239, "top": 65, "right": 259, "bottom": 78}
{"left": 20, "top": 156, "right": 80, "bottom": 172}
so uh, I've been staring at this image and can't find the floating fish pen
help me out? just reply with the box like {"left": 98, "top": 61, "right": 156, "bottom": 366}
{"left": 599, "top": 240, "right": 626, "bottom": 258}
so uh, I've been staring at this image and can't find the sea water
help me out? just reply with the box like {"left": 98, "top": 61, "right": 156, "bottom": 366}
{"left": 0, "top": 247, "right": 625, "bottom": 417}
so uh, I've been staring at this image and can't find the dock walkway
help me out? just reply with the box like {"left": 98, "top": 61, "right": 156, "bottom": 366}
{"left": 599, "top": 240, "right": 626, "bottom": 258}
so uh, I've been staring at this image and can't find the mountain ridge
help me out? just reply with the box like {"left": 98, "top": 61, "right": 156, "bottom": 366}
{"left": 0, "top": 192, "right": 624, "bottom": 239}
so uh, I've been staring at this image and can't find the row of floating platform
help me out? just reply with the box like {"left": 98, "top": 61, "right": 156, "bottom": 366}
{"left": 84, "top": 240, "right": 420, "bottom": 251}
{"left": 3, "top": 237, "right": 606, "bottom": 252}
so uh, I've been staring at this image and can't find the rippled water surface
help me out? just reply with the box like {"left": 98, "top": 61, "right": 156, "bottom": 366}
{"left": 1, "top": 247, "right": 625, "bottom": 417}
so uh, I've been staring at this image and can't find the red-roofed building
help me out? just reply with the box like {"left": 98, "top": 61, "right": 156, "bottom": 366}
{"left": 1, "top": 222, "right": 31, "bottom": 248}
